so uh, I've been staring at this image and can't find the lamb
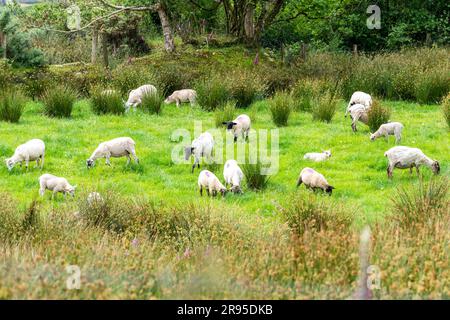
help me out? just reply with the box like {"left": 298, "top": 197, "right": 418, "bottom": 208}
{"left": 222, "top": 114, "right": 251, "bottom": 142}
{"left": 185, "top": 132, "right": 214, "bottom": 173}
{"left": 5, "top": 139, "right": 45, "bottom": 171}
{"left": 303, "top": 150, "right": 332, "bottom": 162}
{"left": 86, "top": 137, "right": 139, "bottom": 168}
{"left": 198, "top": 170, "right": 227, "bottom": 197}
{"left": 223, "top": 159, "right": 244, "bottom": 194}
{"left": 125, "top": 84, "right": 157, "bottom": 111}
{"left": 370, "top": 122, "right": 404, "bottom": 144}
{"left": 384, "top": 146, "right": 440, "bottom": 179}
{"left": 164, "top": 89, "right": 197, "bottom": 107}
{"left": 349, "top": 104, "right": 369, "bottom": 132}
{"left": 39, "top": 174, "right": 76, "bottom": 199}
{"left": 296, "top": 167, "right": 335, "bottom": 195}
{"left": 345, "top": 91, "right": 372, "bottom": 117}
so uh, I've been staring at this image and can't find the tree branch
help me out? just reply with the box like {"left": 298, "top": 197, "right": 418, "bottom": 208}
{"left": 96, "top": 0, "right": 160, "bottom": 12}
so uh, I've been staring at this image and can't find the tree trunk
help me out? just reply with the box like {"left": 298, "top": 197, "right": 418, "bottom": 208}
{"left": 91, "top": 24, "right": 99, "bottom": 64}
{"left": 244, "top": 4, "right": 255, "bottom": 44}
{"left": 101, "top": 32, "right": 109, "bottom": 68}
{"left": 156, "top": 4, "right": 175, "bottom": 53}
{"left": 0, "top": 32, "right": 6, "bottom": 59}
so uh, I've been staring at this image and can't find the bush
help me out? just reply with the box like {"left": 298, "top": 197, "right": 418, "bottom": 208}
{"left": 227, "top": 70, "right": 263, "bottom": 108}
{"left": 263, "top": 67, "right": 296, "bottom": 97}
{"left": 141, "top": 92, "right": 163, "bottom": 115}
{"left": 90, "top": 89, "right": 125, "bottom": 115}
{"left": 196, "top": 78, "right": 229, "bottom": 111}
{"left": 312, "top": 93, "right": 337, "bottom": 123}
{"left": 0, "top": 59, "right": 13, "bottom": 90}
{"left": 154, "top": 64, "right": 194, "bottom": 97}
{"left": 442, "top": 93, "right": 450, "bottom": 128}
{"left": 42, "top": 85, "right": 77, "bottom": 118}
{"left": 214, "top": 101, "right": 236, "bottom": 127}
{"left": 367, "top": 100, "right": 391, "bottom": 132}
{"left": 112, "top": 64, "right": 154, "bottom": 96}
{"left": 269, "top": 91, "right": 292, "bottom": 127}
{"left": 21, "top": 68, "right": 54, "bottom": 100}
{"left": 292, "top": 79, "right": 329, "bottom": 112}
{"left": 0, "top": 90, "right": 26, "bottom": 123}
{"left": 415, "top": 70, "right": 450, "bottom": 104}
{"left": 242, "top": 160, "right": 270, "bottom": 191}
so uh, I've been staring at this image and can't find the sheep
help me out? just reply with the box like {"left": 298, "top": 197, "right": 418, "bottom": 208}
{"left": 303, "top": 150, "right": 332, "bottom": 162}
{"left": 349, "top": 104, "right": 369, "bottom": 132}
{"left": 125, "top": 84, "right": 157, "bottom": 111}
{"left": 345, "top": 91, "right": 372, "bottom": 117}
{"left": 164, "top": 89, "right": 197, "bottom": 107}
{"left": 198, "top": 170, "right": 227, "bottom": 197}
{"left": 185, "top": 132, "right": 214, "bottom": 173}
{"left": 223, "top": 159, "right": 244, "bottom": 194}
{"left": 384, "top": 146, "right": 440, "bottom": 179}
{"left": 370, "top": 122, "right": 404, "bottom": 144}
{"left": 39, "top": 174, "right": 76, "bottom": 199}
{"left": 5, "top": 139, "right": 45, "bottom": 171}
{"left": 86, "top": 137, "right": 138, "bottom": 168}
{"left": 222, "top": 114, "right": 251, "bottom": 142}
{"left": 296, "top": 167, "right": 335, "bottom": 195}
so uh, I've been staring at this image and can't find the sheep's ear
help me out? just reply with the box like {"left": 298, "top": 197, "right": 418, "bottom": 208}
{"left": 232, "top": 122, "right": 238, "bottom": 126}
{"left": 191, "top": 147, "right": 195, "bottom": 152}
{"left": 222, "top": 122, "right": 229, "bottom": 125}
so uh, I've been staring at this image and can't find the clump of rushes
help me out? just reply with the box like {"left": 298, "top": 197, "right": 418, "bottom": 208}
{"left": 42, "top": 85, "right": 77, "bottom": 118}
{"left": 312, "top": 92, "right": 337, "bottom": 123}
{"left": 269, "top": 91, "right": 292, "bottom": 127}
{"left": 367, "top": 100, "right": 390, "bottom": 132}
{"left": 441, "top": 92, "right": 450, "bottom": 129}
{"left": 141, "top": 92, "right": 163, "bottom": 115}
{"left": 242, "top": 160, "right": 270, "bottom": 191}
{"left": 0, "top": 89, "right": 26, "bottom": 123}
{"left": 196, "top": 78, "right": 229, "bottom": 111}
{"left": 214, "top": 101, "right": 236, "bottom": 127}
{"left": 90, "top": 89, "right": 124, "bottom": 115}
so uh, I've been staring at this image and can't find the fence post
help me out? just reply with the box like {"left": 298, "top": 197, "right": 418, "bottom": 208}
{"left": 353, "top": 44, "right": 358, "bottom": 56}
{"left": 354, "top": 226, "right": 373, "bottom": 300}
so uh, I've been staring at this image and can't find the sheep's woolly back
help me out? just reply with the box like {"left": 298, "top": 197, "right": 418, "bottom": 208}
{"left": 299, "top": 167, "right": 330, "bottom": 189}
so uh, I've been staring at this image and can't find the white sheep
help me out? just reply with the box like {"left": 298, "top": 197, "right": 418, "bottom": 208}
{"left": 164, "top": 89, "right": 197, "bottom": 107}
{"left": 345, "top": 91, "right": 372, "bottom": 117}
{"left": 5, "top": 139, "right": 45, "bottom": 171}
{"left": 185, "top": 132, "right": 214, "bottom": 173}
{"left": 384, "top": 146, "right": 440, "bottom": 179}
{"left": 87, "top": 137, "right": 138, "bottom": 168}
{"left": 303, "top": 150, "right": 332, "bottom": 162}
{"left": 125, "top": 84, "right": 157, "bottom": 111}
{"left": 198, "top": 170, "right": 227, "bottom": 197}
{"left": 349, "top": 104, "right": 369, "bottom": 132}
{"left": 370, "top": 122, "right": 404, "bottom": 144}
{"left": 39, "top": 174, "right": 76, "bottom": 199}
{"left": 223, "top": 159, "right": 244, "bottom": 194}
{"left": 222, "top": 114, "right": 251, "bottom": 142}
{"left": 297, "top": 167, "right": 335, "bottom": 195}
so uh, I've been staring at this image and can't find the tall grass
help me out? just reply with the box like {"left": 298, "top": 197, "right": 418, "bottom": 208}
{"left": 268, "top": 91, "right": 292, "bottom": 127}
{"left": 414, "top": 70, "right": 450, "bottom": 104}
{"left": 312, "top": 93, "right": 337, "bottom": 123}
{"left": 90, "top": 89, "right": 125, "bottom": 115}
{"left": 242, "top": 160, "right": 270, "bottom": 191}
{"left": 214, "top": 101, "right": 236, "bottom": 127}
{"left": 367, "top": 100, "right": 391, "bottom": 132}
{"left": 141, "top": 92, "right": 163, "bottom": 115}
{"left": 0, "top": 90, "right": 26, "bottom": 123}
{"left": 292, "top": 79, "right": 329, "bottom": 112}
{"left": 196, "top": 78, "right": 229, "bottom": 111}
{"left": 442, "top": 93, "right": 450, "bottom": 128}
{"left": 42, "top": 85, "right": 77, "bottom": 118}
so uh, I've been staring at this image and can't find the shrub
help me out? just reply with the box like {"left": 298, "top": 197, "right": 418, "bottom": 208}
{"left": 21, "top": 69, "right": 54, "bottom": 100}
{"left": 0, "top": 59, "right": 13, "bottom": 90}
{"left": 42, "top": 85, "right": 77, "bottom": 118}
{"left": 242, "top": 160, "right": 270, "bottom": 191}
{"left": 0, "top": 90, "right": 26, "bottom": 123}
{"left": 263, "top": 68, "right": 296, "bottom": 97}
{"left": 269, "top": 91, "right": 292, "bottom": 127}
{"left": 291, "top": 79, "right": 328, "bottom": 112}
{"left": 112, "top": 64, "right": 154, "bottom": 96}
{"left": 90, "top": 89, "right": 125, "bottom": 115}
{"left": 312, "top": 92, "right": 337, "bottom": 123}
{"left": 227, "top": 71, "right": 263, "bottom": 108}
{"left": 367, "top": 100, "right": 390, "bottom": 132}
{"left": 442, "top": 93, "right": 450, "bottom": 128}
{"left": 214, "top": 101, "right": 236, "bottom": 127}
{"left": 196, "top": 78, "right": 229, "bottom": 111}
{"left": 154, "top": 64, "right": 193, "bottom": 96}
{"left": 141, "top": 92, "right": 163, "bottom": 115}
{"left": 415, "top": 70, "right": 450, "bottom": 104}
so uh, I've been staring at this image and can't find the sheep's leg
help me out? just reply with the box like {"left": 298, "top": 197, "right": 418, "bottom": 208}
{"left": 234, "top": 135, "right": 238, "bottom": 143}
{"left": 296, "top": 177, "right": 303, "bottom": 187}
{"left": 199, "top": 186, "right": 203, "bottom": 196}
{"left": 39, "top": 187, "right": 45, "bottom": 197}
{"left": 409, "top": 166, "right": 413, "bottom": 175}
{"left": 206, "top": 188, "right": 210, "bottom": 197}
{"left": 176, "top": 99, "right": 180, "bottom": 108}
{"left": 245, "top": 130, "right": 249, "bottom": 142}
{"left": 105, "top": 156, "right": 111, "bottom": 166}
{"left": 25, "top": 158, "right": 29, "bottom": 171}
{"left": 126, "top": 155, "right": 131, "bottom": 166}
{"left": 40, "top": 154, "right": 45, "bottom": 169}
{"left": 52, "top": 190, "right": 57, "bottom": 200}
{"left": 387, "top": 164, "right": 394, "bottom": 179}
{"left": 415, "top": 166, "right": 420, "bottom": 176}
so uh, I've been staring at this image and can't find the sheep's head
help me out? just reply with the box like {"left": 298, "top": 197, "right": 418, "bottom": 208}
{"left": 219, "top": 188, "right": 228, "bottom": 197}
{"left": 222, "top": 121, "right": 237, "bottom": 130}
{"left": 164, "top": 95, "right": 175, "bottom": 104}
{"left": 66, "top": 185, "right": 76, "bottom": 197}
{"left": 5, "top": 158, "right": 14, "bottom": 171}
{"left": 432, "top": 161, "right": 440, "bottom": 175}
{"left": 86, "top": 159, "right": 95, "bottom": 168}
{"left": 370, "top": 133, "right": 376, "bottom": 141}
{"left": 184, "top": 147, "right": 194, "bottom": 160}
{"left": 323, "top": 150, "right": 332, "bottom": 158}
{"left": 231, "top": 185, "right": 243, "bottom": 194}
{"left": 325, "top": 185, "right": 335, "bottom": 195}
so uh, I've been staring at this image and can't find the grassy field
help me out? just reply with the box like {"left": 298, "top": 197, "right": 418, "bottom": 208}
{"left": 0, "top": 97, "right": 448, "bottom": 299}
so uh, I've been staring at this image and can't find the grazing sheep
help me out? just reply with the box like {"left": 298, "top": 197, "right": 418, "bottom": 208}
{"left": 345, "top": 91, "right": 372, "bottom": 117}
{"left": 222, "top": 114, "right": 251, "bottom": 142}
{"left": 198, "top": 170, "right": 227, "bottom": 197}
{"left": 185, "top": 132, "right": 214, "bottom": 173}
{"left": 125, "top": 84, "right": 157, "bottom": 111}
{"left": 297, "top": 167, "right": 335, "bottom": 195}
{"left": 87, "top": 137, "right": 138, "bottom": 168}
{"left": 384, "top": 146, "right": 440, "bottom": 179}
{"left": 164, "top": 89, "right": 197, "bottom": 107}
{"left": 5, "top": 139, "right": 45, "bottom": 171}
{"left": 349, "top": 104, "right": 369, "bottom": 132}
{"left": 223, "top": 159, "right": 244, "bottom": 194}
{"left": 39, "top": 174, "right": 76, "bottom": 199}
{"left": 370, "top": 122, "right": 404, "bottom": 144}
{"left": 303, "top": 150, "right": 332, "bottom": 162}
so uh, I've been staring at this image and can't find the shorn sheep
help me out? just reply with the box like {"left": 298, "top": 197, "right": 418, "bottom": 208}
{"left": 349, "top": 104, "right": 368, "bottom": 132}
{"left": 222, "top": 114, "right": 251, "bottom": 142}
{"left": 345, "top": 91, "right": 372, "bottom": 117}
{"left": 370, "top": 122, "right": 404, "bottom": 144}
{"left": 87, "top": 137, "right": 139, "bottom": 168}
{"left": 125, "top": 84, "right": 157, "bottom": 111}
{"left": 5, "top": 139, "right": 45, "bottom": 171}
{"left": 303, "top": 150, "right": 332, "bottom": 162}
{"left": 223, "top": 159, "right": 244, "bottom": 194}
{"left": 198, "top": 170, "right": 227, "bottom": 197}
{"left": 185, "top": 132, "right": 214, "bottom": 173}
{"left": 384, "top": 146, "right": 440, "bottom": 179}
{"left": 164, "top": 89, "right": 197, "bottom": 107}
{"left": 297, "top": 167, "right": 335, "bottom": 195}
{"left": 39, "top": 174, "right": 76, "bottom": 199}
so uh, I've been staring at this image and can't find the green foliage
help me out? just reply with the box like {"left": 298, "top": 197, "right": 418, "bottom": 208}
{"left": 214, "top": 101, "right": 236, "bottom": 128}
{"left": 196, "top": 78, "right": 229, "bottom": 111}
{"left": 242, "top": 160, "right": 270, "bottom": 191}
{"left": 227, "top": 70, "right": 263, "bottom": 108}
{"left": 154, "top": 64, "right": 194, "bottom": 97}
{"left": 292, "top": 79, "right": 328, "bottom": 112}
{"left": 42, "top": 85, "right": 77, "bottom": 118}
{"left": 0, "top": 59, "right": 13, "bottom": 90}
{"left": 367, "top": 100, "right": 391, "bottom": 132}
{"left": 141, "top": 91, "right": 163, "bottom": 115}
{"left": 90, "top": 88, "right": 124, "bottom": 115}
{"left": 268, "top": 91, "right": 292, "bottom": 127}
{"left": 21, "top": 68, "right": 54, "bottom": 100}
{"left": 0, "top": 89, "right": 26, "bottom": 123}
{"left": 414, "top": 69, "right": 450, "bottom": 104}
{"left": 312, "top": 93, "right": 337, "bottom": 123}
